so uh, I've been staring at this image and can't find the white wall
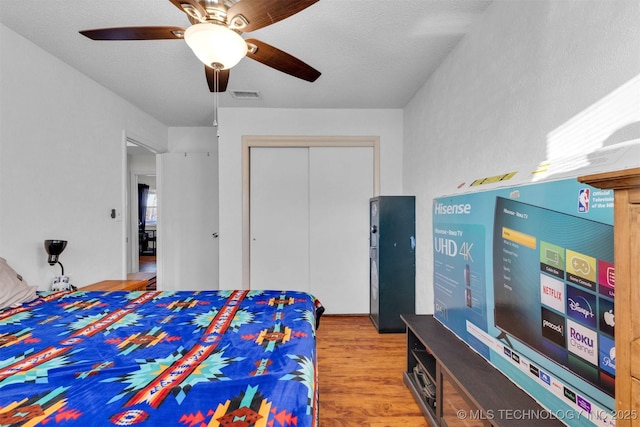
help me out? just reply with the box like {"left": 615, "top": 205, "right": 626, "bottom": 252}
{"left": 129, "top": 155, "right": 157, "bottom": 177}
{"left": 403, "top": 0, "right": 640, "bottom": 314}
{"left": 6, "top": 0, "right": 635, "bottom": 306}
{"left": 0, "top": 24, "right": 168, "bottom": 289}
{"left": 168, "top": 127, "right": 218, "bottom": 153}
{"left": 217, "top": 108, "right": 404, "bottom": 289}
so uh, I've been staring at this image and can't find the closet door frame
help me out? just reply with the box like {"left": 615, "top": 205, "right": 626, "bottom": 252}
{"left": 241, "top": 136, "right": 380, "bottom": 289}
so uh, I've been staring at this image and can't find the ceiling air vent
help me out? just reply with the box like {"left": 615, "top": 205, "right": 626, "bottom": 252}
{"left": 230, "top": 90, "right": 262, "bottom": 100}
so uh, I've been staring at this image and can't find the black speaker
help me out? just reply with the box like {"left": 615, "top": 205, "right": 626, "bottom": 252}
{"left": 369, "top": 196, "right": 415, "bottom": 332}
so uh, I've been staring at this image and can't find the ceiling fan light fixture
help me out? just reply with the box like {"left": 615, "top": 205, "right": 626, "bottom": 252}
{"left": 181, "top": 4, "right": 204, "bottom": 21}
{"left": 184, "top": 23, "right": 247, "bottom": 70}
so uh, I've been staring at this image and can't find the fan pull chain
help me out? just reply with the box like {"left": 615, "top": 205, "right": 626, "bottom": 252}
{"left": 213, "top": 67, "right": 219, "bottom": 129}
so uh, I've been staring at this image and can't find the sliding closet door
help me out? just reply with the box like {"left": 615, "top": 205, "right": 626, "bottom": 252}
{"left": 249, "top": 145, "right": 374, "bottom": 313}
{"left": 250, "top": 148, "right": 310, "bottom": 291}
{"left": 309, "top": 147, "right": 373, "bottom": 314}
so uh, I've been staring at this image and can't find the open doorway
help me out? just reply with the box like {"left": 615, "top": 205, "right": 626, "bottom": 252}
{"left": 136, "top": 175, "right": 157, "bottom": 273}
{"left": 126, "top": 139, "right": 158, "bottom": 278}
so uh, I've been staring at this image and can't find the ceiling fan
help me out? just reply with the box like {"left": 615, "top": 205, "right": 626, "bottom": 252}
{"left": 79, "top": 0, "right": 321, "bottom": 93}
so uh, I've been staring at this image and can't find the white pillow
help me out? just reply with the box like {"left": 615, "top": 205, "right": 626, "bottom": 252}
{"left": 0, "top": 257, "right": 38, "bottom": 309}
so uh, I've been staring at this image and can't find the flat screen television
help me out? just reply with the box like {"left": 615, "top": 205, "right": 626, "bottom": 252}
{"left": 492, "top": 196, "right": 615, "bottom": 397}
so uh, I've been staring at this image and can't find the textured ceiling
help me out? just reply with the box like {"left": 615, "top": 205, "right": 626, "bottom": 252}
{"left": 0, "top": 0, "right": 492, "bottom": 127}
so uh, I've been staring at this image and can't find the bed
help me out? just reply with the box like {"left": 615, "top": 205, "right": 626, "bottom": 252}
{"left": 0, "top": 286, "right": 322, "bottom": 427}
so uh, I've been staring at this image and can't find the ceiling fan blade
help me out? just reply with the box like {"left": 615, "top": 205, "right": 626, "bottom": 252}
{"left": 168, "top": 0, "right": 207, "bottom": 22}
{"left": 79, "top": 26, "right": 185, "bottom": 40}
{"left": 227, "top": 0, "right": 319, "bottom": 32}
{"left": 206, "top": 67, "right": 230, "bottom": 92}
{"left": 245, "top": 39, "right": 320, "bottom": 82}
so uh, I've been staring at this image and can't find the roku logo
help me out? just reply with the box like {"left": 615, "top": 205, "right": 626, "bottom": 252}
{"left": 570, "top": 327, "right": 593, "bottom": 347}
{"left": 567, "top": 320, "right": 598, "bottom": 364}
{"left": 569, "top": 328, "right": 594, "bottom": 355}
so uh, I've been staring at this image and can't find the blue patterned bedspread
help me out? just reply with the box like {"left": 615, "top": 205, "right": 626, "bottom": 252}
{"left": 0, "top": 289, "right": 320, "bottom": 426}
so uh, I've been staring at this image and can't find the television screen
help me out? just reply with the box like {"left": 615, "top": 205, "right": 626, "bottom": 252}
{"left": 492, "top": 196, "right": 615, "bottom": 397}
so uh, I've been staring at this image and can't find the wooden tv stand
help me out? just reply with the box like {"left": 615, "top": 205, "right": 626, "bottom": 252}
{"left": 402, "top": 315, "right": 564, "bottom": 427}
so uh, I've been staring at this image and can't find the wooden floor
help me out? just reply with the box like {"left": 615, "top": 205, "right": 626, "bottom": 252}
{"left": 316, "top": 315, "right": 429, "bottom": 427}
{"left": 138, "top": 255, "right": 156, "bottom": 273}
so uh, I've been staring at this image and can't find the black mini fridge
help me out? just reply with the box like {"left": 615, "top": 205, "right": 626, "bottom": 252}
{"left": 369, "top": 196, "right": 416, "bottom": 333}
